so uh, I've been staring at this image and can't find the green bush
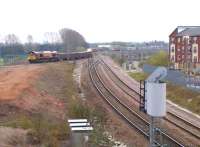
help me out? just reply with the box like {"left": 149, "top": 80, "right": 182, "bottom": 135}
{"left": 89, "top": 126, "right": 115, "bottom": 147}
{"left": 2, "top": 115, "right": 34, "bottom": 129}
{"left": 76, "top": 47, "right": 86, "bottom": 52}
{"left": 68, "top": 100, "right": 115, "bottom": 146}
{"left": 110, "top": 54, "right": 125, "bottom": 66}
{"left": 3, "top": 114, "right": 69, "bottom": 146}
{"left": 146, "top": 50, "right": 168, "bottom": 66}
{"left": 128, "top": 72, "right": 148, "bottom": 81}
{"left": 0, "top": 58, "right": 4, "bottom": 65}
{"left": 69, "top": 100, "right": 91, "bottom": 119}
{"left": 167, "top": 84, "right": 200, "bottom": 115}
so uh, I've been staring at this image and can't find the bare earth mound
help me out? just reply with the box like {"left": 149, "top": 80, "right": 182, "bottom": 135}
{"left": 0, "top": 63, "right": 73, "bottom": 146}
{"left": 0, "top": 65, "right": 43, "bottom": 101}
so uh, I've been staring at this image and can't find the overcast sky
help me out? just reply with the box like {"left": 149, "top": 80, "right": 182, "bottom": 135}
{"left": 0, "top": 0, "right": 199, "bottom": 43}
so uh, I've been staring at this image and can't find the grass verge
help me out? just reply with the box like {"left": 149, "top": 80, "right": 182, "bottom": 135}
{"left": 167, "top": 84, "right": 200, "bottom": 115}
{"left": 128, "top": 72, "right": 200, "bottom": 115}
{"left": 128, "top": 72, "right": 148, "bottom": 81}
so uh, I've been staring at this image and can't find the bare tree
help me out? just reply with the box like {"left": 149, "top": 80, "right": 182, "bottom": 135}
{"left": 25, "top": 35, "right": 35, "bottom": 52}
{"left": 59, "top": 28, "right": 87, "bottom": 52}
{"left": 44, "top": 32, "right": 62, "bottom": 44}
{"left": 4, "top": 34, "right": 20, "bottom": 45}
{"left": 27, "top": 35, "right": 34, "bottom": 44}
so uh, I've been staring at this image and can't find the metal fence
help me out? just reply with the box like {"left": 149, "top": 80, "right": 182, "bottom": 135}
{"left": 0, "top": 54, "right": 27, "bottom": 65}
{"left": 143, "top": 64, "right": 200, "bottom": 91}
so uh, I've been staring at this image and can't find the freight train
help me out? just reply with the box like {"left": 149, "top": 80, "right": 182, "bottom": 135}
{"left": 27, "top": 50, "right": 92, "bottom": 63}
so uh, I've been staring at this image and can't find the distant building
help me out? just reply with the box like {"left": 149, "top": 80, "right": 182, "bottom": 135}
{"left": 97, "top": 44, "right": 111, "bottom": 48}
{"left": 169, "top": 26, "right": 200, "bottom": 72}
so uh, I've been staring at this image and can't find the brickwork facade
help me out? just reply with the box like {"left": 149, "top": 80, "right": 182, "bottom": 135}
{"left": 169, "top": 26, "right": 200, "bottom": 71}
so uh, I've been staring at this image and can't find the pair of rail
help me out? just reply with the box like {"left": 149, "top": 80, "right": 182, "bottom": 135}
{"left": 88, "top": 58, "right": 188, "bottom": 146}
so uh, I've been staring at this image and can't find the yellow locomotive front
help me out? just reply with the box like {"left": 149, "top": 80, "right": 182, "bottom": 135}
{"left": 27, "top": 51, "right": 59, "bottom": 63}
{"left": 27, "top": 51, "right": 39, "bottom": 63}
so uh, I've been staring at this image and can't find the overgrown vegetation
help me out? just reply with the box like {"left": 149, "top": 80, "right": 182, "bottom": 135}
{"left": 1, "top": 62, "right": 75, "bottom": 146}
{"left": 128, "top": 72, "right": 200, "bottom": 114}
{"left": 36, "top": 62, "right": 76, "bottom": 100}
{"left": 68, "top": 99, "right": 91, "bottom": 119}
{"left": 146, "top": 50, "right": 168, "bottom": 67}
{"left": 68, "top": 97, "right": 115, "bottom": 146}
{"left": 1, "top": 62, "right": 115, "bottom": 146}
{"left": 3, "top": 114, "right": 69, "bottom": 146}
{"left": 128, "top": 72, "right": 148, "bottom": 81}
{"left": 167, "top": 84, "right": 200, "bottom": 115}
{"left": 109, "top": 54, "right": 125, "bottom": 66}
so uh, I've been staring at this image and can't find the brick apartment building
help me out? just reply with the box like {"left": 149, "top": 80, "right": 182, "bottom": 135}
{"left": 169, "top": 26, "right": 200, "bottom": 72}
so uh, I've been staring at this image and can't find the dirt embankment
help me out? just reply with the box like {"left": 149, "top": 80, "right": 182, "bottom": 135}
{"left": 0, "top": 65, "right": 45, "bottom": 121}
{"left": 0, "top": 65, "right": 43, "bottom": 101}
{"left": 0, "top": 63, "right": 75, "bottom": 146}
{"left": 0, "top": 63, "right": 70, "bottom": 117}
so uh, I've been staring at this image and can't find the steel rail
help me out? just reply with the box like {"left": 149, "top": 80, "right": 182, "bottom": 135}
{"left": 100, "top": 58, "right": 140, "bottom": 95}
{"left": 165, "top": 112, "right": 200, "bottom": 139}
{"left": 99, "top": 61, "right": 140, "bottom": 103}
{"left": 88, "top": 58, "right": 184, "bottom": 147}
{"left": 88, "top": 59, "right": 149, "bottom": 135}
{"left": 99, "top": 57, "right": 200, "bottom": 140}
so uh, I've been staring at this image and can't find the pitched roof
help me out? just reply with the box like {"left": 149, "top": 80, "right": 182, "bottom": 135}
{"left": 176, "top": 26, "right": 200, "bottom": 37}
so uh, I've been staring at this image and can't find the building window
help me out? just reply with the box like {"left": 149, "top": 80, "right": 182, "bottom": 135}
{"left": 193, "top": 56, "right": 197, "bottom": 62}
{"left": 171, "top": 46, "right": 175, "bottom": 52}
{"left": 171, "top": 55, "right": 175, "bottom": 61}
{"left": 177, "top": 38, "right": 181, "bottom": 43}
{"left": 182, "top": 46, "right": 184, "bottom": 50}
{"left": 193, "top": 47, "right": 197, "bottom": 53}
{"left": 183, "top": 36, "right": 190, "bottom": 44}
{"left": 193, "top": 37, "right": 197, "bottom": 42}
{"left": 178, "top": 55, "right": 181, "bottom": 59}
{"left": 188, "top": 47, "right": 192, "bottom": 52}
{"left": 177, "top": 48, "right": 181, "bottom": 52}
{"left": 171, "top": 37, "right": 174, "bottom": 42}
{"left": 182, "top": 37, "right": 184, "bottom": 42}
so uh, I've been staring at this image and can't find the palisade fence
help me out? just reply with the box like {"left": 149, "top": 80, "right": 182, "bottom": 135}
{"left": 0, "top": 54, "right": 27, "bottom": 65}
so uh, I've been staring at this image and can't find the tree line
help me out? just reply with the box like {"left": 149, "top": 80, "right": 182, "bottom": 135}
{"left": 0, "top": 28, "right": 88, "bottom": 57}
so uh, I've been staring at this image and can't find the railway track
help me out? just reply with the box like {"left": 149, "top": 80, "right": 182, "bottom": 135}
{"left": 99, "top": 57, "right": 200, "bottom": 140}
{"left": 88, "top": 58, "right": 185, "bottom": 147}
